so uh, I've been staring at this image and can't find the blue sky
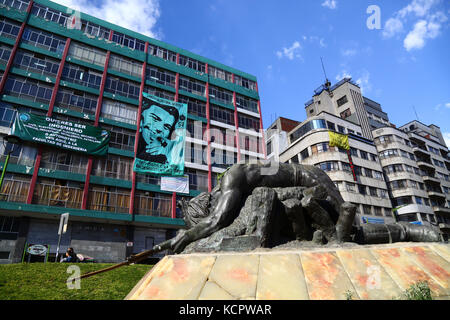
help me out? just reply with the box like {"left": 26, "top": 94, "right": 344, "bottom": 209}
{"left": 55, "top": 0, "right": 450, "bottom": 146}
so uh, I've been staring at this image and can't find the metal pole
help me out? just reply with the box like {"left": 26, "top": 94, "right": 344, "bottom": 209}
{"left": 55, "top": 233, "right": 62, "bottom": 262}
{"left": 0, "top": 151, "right": 11, "bottom": 193}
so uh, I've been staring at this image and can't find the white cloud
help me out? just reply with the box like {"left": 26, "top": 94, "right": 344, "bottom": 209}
{"left": 51, "top": 0, "right": 162, "bottom": 39}
{"left": 398, "top": 0, "right": 439, "bottom": 18}
{"left": 383, "top": 18, "right": 404, "bottom": 38}
{"left": 446, "top": 103, "right": 450, "bottom": 108}
{"left": 403, "top": 14, "right": 446, "bottom": 51}
{"left": 443, "top": 132, "right": 450, "bottom": 148}
{"left": 321, "top": 0, "right": 337, "bottom": 10}
{"left": 335, "top": 70, "right": 352, "bottom": 81}
{"left": 355, "top": 70, "right": 371, "bottom": 94}
{"left": 276, "top": 41, "right": 302, "bottom": 60}
{"left": 341, "top": 48, "right": 357, "bottom": 57}
{"left": 335, "top": 70, "right": 372, "bottom": 94}
{"left": 382, "top": 0, "right": 447, "bottom": 51}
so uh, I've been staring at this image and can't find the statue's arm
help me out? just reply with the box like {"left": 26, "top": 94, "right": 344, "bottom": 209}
{"left": 158, "top": 188, "right": 243, "bottom": 253}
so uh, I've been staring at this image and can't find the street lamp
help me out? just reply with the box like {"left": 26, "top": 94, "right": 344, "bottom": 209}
{"left": 0, "top": 134, "right": 23, "bottom": 194}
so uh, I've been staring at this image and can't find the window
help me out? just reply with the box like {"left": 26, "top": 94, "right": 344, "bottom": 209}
{"left": 291, "top": 155, "right": 299, "bottom": 163}
{"left": 358, "top": 184, "right": 366, "bottom": 195}
{"left": 104, "top": 76, "right": 141, "bottom": 100}
{"left": 208, "top": 65, "right": 232, "bottom": 82}
{"left": 369, "top": 187, "right": 378, "bottom": 197}
{"left": 0, "top": 102, "right": 17, "bottom": 128}
{"left": 68, "top": 42, "right": 106, "bottom": 67}
{"left": 290, "top": 119, "right": 327, "bottom": 142}
{"left": 178, "top": 96, "right": 206, "bottom": 119}
{"left": 342, "top": 162, "right": 351, "bottom": 172}
{"left": 363, "top": 205, "right": 372, "bottom": 215}
{"left": 337, "top": 125, "right": 346, "bottom": 134}
{"left": 179, "top": 76, "right": 206, "bottom": 97}
{"left": 390, "top": 180, "right": 407, "bottom": 190}
{"left": 81, "top": 20, "right": 110, "bottom": 39}
{"left": 31, "top": 3, "right": 69, "bottom": 27}
{"left": 210, "top": 105, "right": 235, "bottom": 126}
{"left": 0, "top": 17, "right": 21, "bottom": 39}
{"left": 327, "top": 121, "right": 336, "bottom": 131}
{"left": 373, "top": 206, "right": 382, "bottom": 216}
{"left": 317, "top": 161, "right": 339, "bottom": 172}
{"left": 179, "top": 55, "right": 205, "bottom": 73}
{"left": 144, "top": 86, "right": 175, "bottom": 101}
{"left": 0, "top": 44, "right": 12, "bottom": 64}
{"left": 21, "top": 26, "right": 66, "bottom": 53}
{"left": 61, "top": 63, "right": 103, "bottom": 89}
{"left": 379, "top": 189, "right": 387, "bottom": 198}
{"left": 92, "top": 154, "right": 133, "bottom": 181}
{"left": 3, "top": 75, "right": 53, "bottom": 104}
{"left": 110, "top": 54, "right": 143, "bottom": 78}
{"left": 392, "top": 196, "right": 413, "bottom": 207}
{"left": 364, "top": 168, "right": 373, "bottom": 178}
{"left": 337, "top": 95, "right": 348, "bottom": 107}
{"left": 360, "top": 150, "right": 368, "bottom": 160}
{"left": 300, "top": 148, "right": 309, "bottom": 160}
{"left": 346, "top": 182, "right": 356, "bottom": 192}
{"left": 311, "top": 143, "right": 329, "bottom": 155}
{"left": 340, "top": 108, "right": 351, "bottom": 119}
{"left": 55, "top": 88, "right": 98, "bottom": 115}
{"left": 102, "top": 124, "right": 135, "bottom": 151}
{"left": 13, "top": 50, "right": 60, "bottom": 77}
{"left": 235, "top": 94, "right": 258, "bottom": 113}
{"left": 379, "top": 149, "right": 398, "bottom": 159}
{"left": 350, "top": 148, "right": 358, "bottom": 157}
{"left": 209, "top": 85, "right": 233, "bottom": 105}
{"left": 370, "top": 153, "right": 378, "bottom": 162}
{"left": 267, "top": 140, "right": 272, "bottom": 155}
{"left": 415, "top": 197, "right": 423, "bottom": 205}
{"left": 112, "top": 31, "right": 145, "bottom": 51}
{"left": 373, "top": 171, "right": 383, "bottom": 180}
{"left": 146, "top": 65, "right": 176, "bottom": 88}
{"left": 101, "top": 99, "right": 137, "bottom": 125}
{"left": 148, "top": 45, "right": 177, "bottom": 63}
{"left": 238, "top": 113, "right": 260, "bottom": 131}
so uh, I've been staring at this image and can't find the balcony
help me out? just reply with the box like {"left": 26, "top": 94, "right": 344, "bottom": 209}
{"left": 422, "top": 175, "right": 441, "bottom": 184}
{"left": 432, "top": 206, "right": 450, "bottom": 215}
{"left": 0, "top": 179, "right": 30, "bottom": 203}
{"left": 33, "top": 184, "right": 83, "bottom": 209}
{"left": 416, "top": 160, "right": 435, "bottom": 172}
{"left": 439, "top": 223, "right": 450, "bottom": 231}
{"left": 134, "top": 195, "right": 172, "bottom": 218}
{"left": 427, "top": 189, "right": 446, "bottom": 200}
{"left": 412, "top": 146, "right": 430, "bottom": 158}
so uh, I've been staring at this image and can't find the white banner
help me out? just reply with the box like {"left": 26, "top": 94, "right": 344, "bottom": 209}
{"left": 161, "top": 175, "right": 189, "bottom": 194}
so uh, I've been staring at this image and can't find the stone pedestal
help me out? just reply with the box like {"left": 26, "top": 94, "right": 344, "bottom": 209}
{"left": 126, "top": 242, "right": 450, "bottom": 300}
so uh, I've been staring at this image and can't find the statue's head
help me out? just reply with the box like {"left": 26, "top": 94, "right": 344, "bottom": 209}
{"left": 177, "top": 192, "right": 212, "bottom": 228}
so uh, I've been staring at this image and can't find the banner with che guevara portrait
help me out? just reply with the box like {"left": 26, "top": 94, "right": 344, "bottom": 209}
{"left": 133, "top": 92, "right": 187, "bottom": 176}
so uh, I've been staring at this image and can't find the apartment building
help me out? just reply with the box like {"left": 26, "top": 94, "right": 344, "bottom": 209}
{"left": 0, "top": 0, "right": 265, "bottom": 263}
{"left": 279, "top": 111, "right": 394, "bottom": 226}
{"left": 373, "top": 121, "right": 450, "bottom": 240}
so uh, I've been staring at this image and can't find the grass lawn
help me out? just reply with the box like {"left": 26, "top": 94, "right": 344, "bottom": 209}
{"left": 0, "top": 262, "right": 152, "bottom": 300}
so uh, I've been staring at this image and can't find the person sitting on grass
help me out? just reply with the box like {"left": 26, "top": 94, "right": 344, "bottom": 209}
{"left": 61, "top": 247, "right": 78, "bottom": 263}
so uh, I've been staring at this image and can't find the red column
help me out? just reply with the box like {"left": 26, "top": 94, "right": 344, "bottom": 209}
{"left": 232, "top": 74, "right": 241, "bottom": 162}
{"left": 81, "top": 30, "right": 114, "bottom": 210}
{"left": 171, "top": 53, "right": 181, "bottom": 218}
{"left": 0, "top": 0, "right": 34, "bottom": 94}
{"left": 255, "top": 82, "right": 267, "bottom": 159}
{"left": 205, "top": 64, "right": 212, "bottom": 192}
{"left": 26, "top": 36, "right": 71, "bottom": 205}
{"left": 128, "top": 41, "right": 149, "bottom": 215}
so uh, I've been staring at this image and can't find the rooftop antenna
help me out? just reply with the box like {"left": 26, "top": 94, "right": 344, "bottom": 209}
{"left": 320, "top": 57, "right": 332, "bottom": 96}
{"left": 413, "top": 105, "right": 419, "bottom": 121}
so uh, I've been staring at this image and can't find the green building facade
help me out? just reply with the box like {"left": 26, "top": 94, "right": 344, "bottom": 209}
{"left": 0, "top": 0, "right": 265, "bottom": 263}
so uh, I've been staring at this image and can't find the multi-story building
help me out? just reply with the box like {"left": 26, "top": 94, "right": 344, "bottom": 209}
{"left": 279, "top": 78, "right": 395, "bottom": 227}
{"left": 265, "top": 117, "right": 300, "bottom": 160}
{"left": 373, "top": 121, "right": 450, "bottom": 240}
{"left": 0, "top": 0, "right": 265, "bottom": 263}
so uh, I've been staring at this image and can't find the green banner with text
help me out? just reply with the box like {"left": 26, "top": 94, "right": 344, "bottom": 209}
{"left": 11, "top": 112, "right": 110, "bottom": 156}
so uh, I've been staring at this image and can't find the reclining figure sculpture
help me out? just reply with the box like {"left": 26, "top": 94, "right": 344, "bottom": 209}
{"left": 155, "top": 162, "right": 441, "bottom": 254}
{"left": 78, "top": 161, "right": 441, "bottom": 279}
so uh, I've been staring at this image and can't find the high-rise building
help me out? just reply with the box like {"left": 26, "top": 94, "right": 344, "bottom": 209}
{"left": 272, "top": 78, "right": 449, "bottom": 240}
{"left": 373, "top": 121, "right": 450, "bottom": 240}
{"left": 279, "top": 78, "right": 394, "bottom": 227}
{"left": 0, "top": 0, "right": 265, "bottom": 263}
